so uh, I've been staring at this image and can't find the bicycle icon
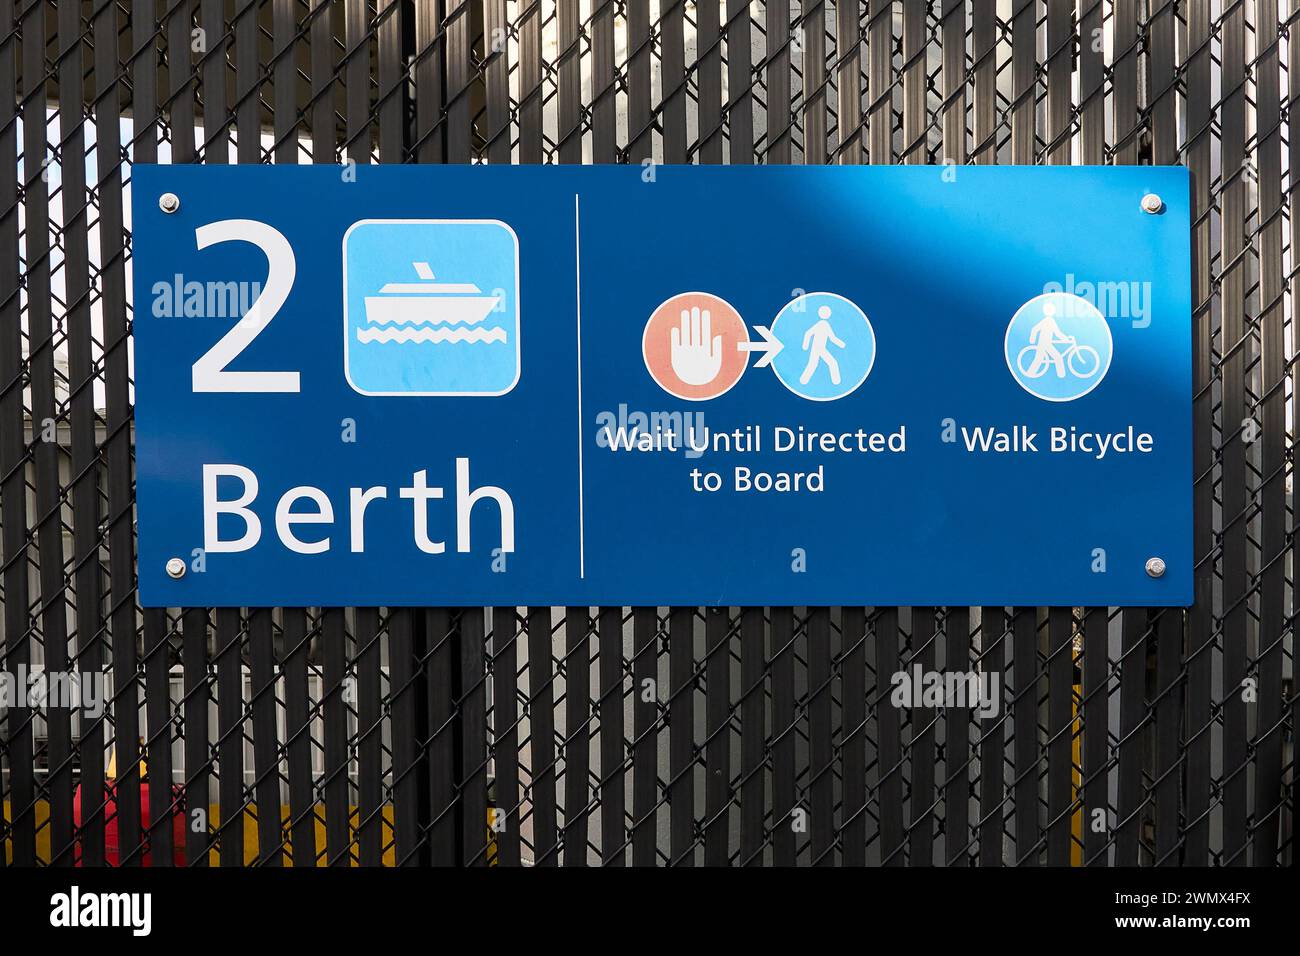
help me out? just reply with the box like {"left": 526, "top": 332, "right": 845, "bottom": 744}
{"left": 1015, "top": 336, "right": 1102, "bottom": 379}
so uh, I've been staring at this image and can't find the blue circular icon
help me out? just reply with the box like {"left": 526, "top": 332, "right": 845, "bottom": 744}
{"left": 1004, "top": 292, "right": 1112, "bottom": 402}
{"left": 769, "top": 292, "right": 876, "bottom": 401}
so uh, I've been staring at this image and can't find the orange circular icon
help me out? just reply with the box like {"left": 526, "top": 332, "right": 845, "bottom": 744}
{"left": 642, "top": 292, "right": 749, "bottom": 401}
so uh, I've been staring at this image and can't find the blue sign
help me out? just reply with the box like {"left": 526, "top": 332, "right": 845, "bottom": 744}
{"left": 133, "top": 164, "right": 1192, "bottom": 607}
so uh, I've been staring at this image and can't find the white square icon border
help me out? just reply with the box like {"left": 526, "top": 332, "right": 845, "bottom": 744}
{"left": 341, "top": 218, "right": 522, "bottom": 397}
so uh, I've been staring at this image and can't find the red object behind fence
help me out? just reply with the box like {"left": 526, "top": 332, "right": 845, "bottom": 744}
{"left": 72, "top": 780, "right": 187, "bottom": 866}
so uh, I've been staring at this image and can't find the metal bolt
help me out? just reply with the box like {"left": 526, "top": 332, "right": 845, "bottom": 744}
{"left": 1145, "top": 556, "right": 1166, "bottom": 578}
{"left": 165, "top": 557, "right": 187, "bottom": 579}
{"left": 1140, "top": 193, "right": 1163, "bottom": 214}
{"left": 159, "top": 192, "right": 181, "bottom": 214}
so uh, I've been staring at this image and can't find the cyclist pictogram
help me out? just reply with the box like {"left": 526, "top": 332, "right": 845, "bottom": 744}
{"left": 1004, "top": 292, "right": 1112, "bottom": 402}
{"left": 1015, "top": 302, "right": 1102, "bottom": 380}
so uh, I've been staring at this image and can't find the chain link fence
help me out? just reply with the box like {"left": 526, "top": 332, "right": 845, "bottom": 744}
{"left": 0, "top": 0, "right": 1294, "bottom": 866}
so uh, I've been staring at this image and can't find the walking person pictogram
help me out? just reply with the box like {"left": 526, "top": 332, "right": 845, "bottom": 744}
{"left": 1023, "top": 302, "right": 1070, "bottom": 377}
{"left": 799, "top": 306, "right": 846, "bottom": 385}
{"left": 769, "top": 292, "right": 875, "bottom": 401}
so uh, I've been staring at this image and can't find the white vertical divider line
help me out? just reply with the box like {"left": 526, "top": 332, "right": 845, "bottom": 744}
{"left": 575, "top": 192, "right": 585, "bottom": 578}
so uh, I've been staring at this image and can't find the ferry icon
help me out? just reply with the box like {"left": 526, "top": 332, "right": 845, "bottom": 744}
{"left": 343, "top": 219, "right": 520, "bottom": 395}
{"left": 361, "top": 261, "right": 505, "bottom": 339}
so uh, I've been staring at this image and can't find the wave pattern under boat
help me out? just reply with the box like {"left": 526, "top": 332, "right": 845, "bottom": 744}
{"left": 362, "top": 308, "right": 492, "bottom": 326}
{"left": 356, "top": 325, "right": 509, "bottom": 344}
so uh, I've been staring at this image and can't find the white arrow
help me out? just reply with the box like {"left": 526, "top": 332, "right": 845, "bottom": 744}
{"left": 736, "top": 325, "right": 784, "bottom": 368}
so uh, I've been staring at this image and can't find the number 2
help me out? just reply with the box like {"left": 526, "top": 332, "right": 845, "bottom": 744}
{"left": 191, "top": 219, "right": 300, "bottom": 393}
